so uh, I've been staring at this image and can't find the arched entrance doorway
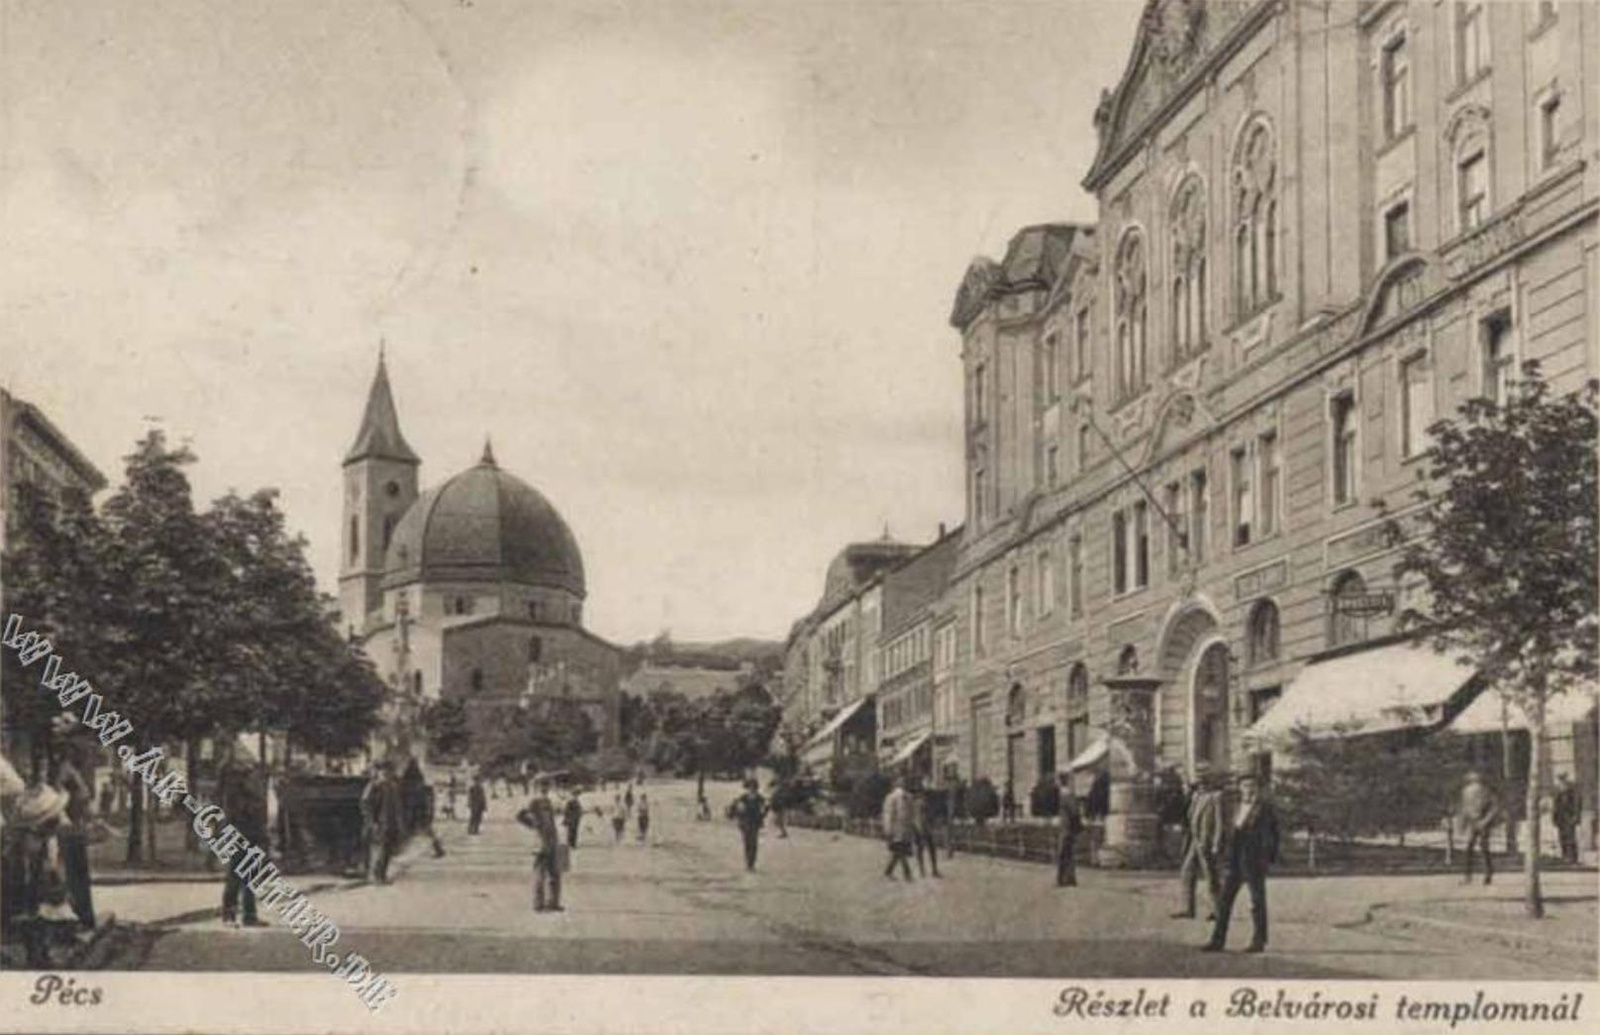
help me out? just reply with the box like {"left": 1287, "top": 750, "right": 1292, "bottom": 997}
{"left": 1193, "top": 641, "right": 1231, "bottom": 774}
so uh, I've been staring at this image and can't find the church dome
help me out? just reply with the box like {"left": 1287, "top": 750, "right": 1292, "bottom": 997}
{"left": 383, "top": 445, "right": 585, "bottom": 596}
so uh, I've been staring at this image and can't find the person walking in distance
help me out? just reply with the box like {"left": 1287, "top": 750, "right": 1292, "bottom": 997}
{"left": 734, "top": 779, "right": 767, "bottom": 871}
{"left": 517, "top": 777, "right": 563, "bottom": 913}
{"left": 769, "top": 779, "right": 789, "bottom": 838}
{"left": 1201, "top": 773, "right": 1280, "bottom": 954}
{"left": 611, "top": 794, "right": 627, "bottom": 844}
{"left": 1172, "top": 768, "right": 1224, "bottom": 921}
{"left": 1055, "top": 774, "right": 1084, "bottom": 888}
{"left": 1552, "top": 773, "right": 1582, "bottom": 865}
{"left": 563, "top": 791, "right": 584, "bottom": 849}
{"left": 1002, "top": 780, "right": 1018, "bottom": 824}
{"left": 467, "top": 774, "right": 488, "bottom": 835}
{"left": 1457, "top": 771, "right": 1502, "bottom": 885}
{"left": 910, "top": 780, "right": 941, "bottom": 878}
{"left": 881, "top": 775, "right": 915, "bottom": 881}
{"left": 218, "top": 748, "right": 269, "bottom": 927}
{"left": 636, "top": 792, "right": 651, "bottom": 843}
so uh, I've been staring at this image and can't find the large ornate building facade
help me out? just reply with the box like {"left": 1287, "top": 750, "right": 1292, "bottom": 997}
{"left": 941, "top": 0, "right": 1596, "bottom": 860}
{"left": 339, "top": 357, "right": 622, "bottom": 758}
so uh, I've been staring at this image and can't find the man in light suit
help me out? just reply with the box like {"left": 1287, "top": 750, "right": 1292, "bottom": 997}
{"left": 1202, "top": 772, "right": 1280, "bottom": 953}
{"left": 881, "top": 774, "right": 915, "bottom": 881}
{"left": 1171, "top": 768, "right": 1224, "bottom": 921}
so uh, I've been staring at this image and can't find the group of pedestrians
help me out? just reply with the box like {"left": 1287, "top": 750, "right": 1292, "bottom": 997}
{"left": 880, "top": 775, "right": 943, "bottom": 880}
{"left": 1161, "top": 766, "right": 1281, "bottom": 953}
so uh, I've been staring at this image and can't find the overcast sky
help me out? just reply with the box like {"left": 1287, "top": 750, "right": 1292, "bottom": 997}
{"left": 3, "top": 0, "right": 1139, "bottom": 645}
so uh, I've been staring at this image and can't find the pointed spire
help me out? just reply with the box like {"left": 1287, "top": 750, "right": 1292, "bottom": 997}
{"left": 479, "top": 436, "right": 497, "bottom": 468}
{"left": 344, "top": 350, "right": 420, "bottom": 466}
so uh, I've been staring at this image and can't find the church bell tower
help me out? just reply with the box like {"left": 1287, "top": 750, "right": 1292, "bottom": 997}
{"left": 339, "top": 352, "right": 420, "bottom": 636}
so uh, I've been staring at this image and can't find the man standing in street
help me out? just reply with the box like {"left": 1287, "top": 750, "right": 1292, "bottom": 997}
{"left": 1552, "top": 773, "right": 1582, "bottom": 865}
{"left": 1055, "top": 773, "right": 1083, "bottom": 888}
{"left": 467, "top": 774, "right": 488, "bottom": 836}
{"left": 882, "top": 775, "right": 915, "bottom": 881}
{"left": 218, "top": 748, "right": 269, "bottom": 926}
{"left": 1457, "top": 771, "right": 1502, "bottom": 885}
{"left": 360, "top": 761, "right": 404, "bottom": 884}
{"left": 517, "top": 777, "right": 563, "bottom": 912}
{"left": 563, "top": 791, "right": 584, "bottom": 849}
{"left": 733, "top": 779, "right": 767, "bottom": 871}
{"left": 1201, "top": 773, "right": 1279, "bottom": 954}
{"left": 911, "top": 779, "right": 941, "bottom": 878}
{"left": 1171, "top": 768, "right": 1223, "bottom": 921}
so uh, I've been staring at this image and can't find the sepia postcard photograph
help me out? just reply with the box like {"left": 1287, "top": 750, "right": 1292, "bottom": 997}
{"left": 0, "top": 1, "right": 1596, "bottom": 1032}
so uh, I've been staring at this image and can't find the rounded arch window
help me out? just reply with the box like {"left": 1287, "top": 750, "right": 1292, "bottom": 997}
{"left": 469, "top": 668, "right": 485, "bottom": 693}
{"left": 1329, "top": 571, "right": 1369, "bottom": 647}
{"left": 1247, "top": 599, "right": 1280, "bottom": 666}
{"left": 1116, "top": 644, "right": 1140, "bottom": 675}
{"left": 410, "top": 670, "right": 422, "bottom": 695}
{"left": 1066, "top": 664, "right": 1090, "bottom": 718}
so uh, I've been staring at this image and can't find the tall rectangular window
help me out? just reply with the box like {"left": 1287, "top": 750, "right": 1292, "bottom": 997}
{"left": 1482, "top": 311, "right": 1513, "bottom": 404}
{"left": 1077, "top": 422, "right": 1090, "bottom": 472}
{"left": 1457, "top": 1, "right": 1487, "bottom": 84}
{"left": 1190, "top": 469, "right": 1209, "bottom": 566}
{"left": 1037, "top": 551, "right": 1054, "bottom": 617}
{"left": 1539, "top": 93, "right": 1562, "bottom": 171}
{"left": 1074, "top": 309, "right": 1091, "bottom": 382}
{"left": 1231, "top": 446, "right": 1253, "bottom": 547}
{"left": 1043, "top": 333, "right": 1060, "bottom": 404}
{"left": 1133, "top": 500, "right": 1150, "bottom": 589}
{"left": 1458, "top": 151, "right": 1487, "bottom": 233}
{"left": 1384, "top": 200, "right": 1411, "bottom": 260}
{"left": 974, "top": 468, "right": 986, "bottom": 524}
{"left": 1068, "top": 535, "right": 1083, "bottom": 618}
{"left": 1258, "top": 432, "right": 1280, "bottom": 538}
{"left": 1007, "top": 566, "right": 1022, "bottom": 637}
{"left": 973, "top": 585, "right": 986, "bottom": 657}
{"left": 1112, "top": 510, "right": 1128, "bottom": 595}
{"left": 1331, "top": 393, "right": 1357, "bottom": 505}
{"left": 1401, "top": 355, "right": 1431, "bottom": 458}
{"left": 973, "top": 363, "right": 987, "bottom": 423}
{"left": 1165, "top": 481, "right": 1185, "bottom": 577}
{"left": 1382, "top": 33, "right": 1411, "bottom": 140}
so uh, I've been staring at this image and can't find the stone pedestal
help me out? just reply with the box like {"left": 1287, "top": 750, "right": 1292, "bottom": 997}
{"left": 1097, "top": 676, "right": 1162, "bottom": 869}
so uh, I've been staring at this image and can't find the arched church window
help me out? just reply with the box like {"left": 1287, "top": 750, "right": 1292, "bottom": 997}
{"left": 1233, "top": 119, "right": 1278, "bottom": 318}
{"left": 411, "top": 670, "right": 422, "bottom": 695}
{"left": 1247, "top": 599, "right": 1280, "bottom": 666}
{"left": 528, "top": 636, "right": 543, "bottom": 664}
{"left": 382, "top": 514, "right": 395, "bottom": 552}
{"left": 470, "top": 668, "right": 485, "bottom": 693}
{"left": 1065, "top": 664, "right": 1091, "bottom": 760}
{"left": 528, "top": 601, "right": 541, "bottom": 622}
{"left": 349, "top": 516, "right": 360, "bottom": 563}
{"left": 1116, "top": 644, "right": 1140, "bottom": 675}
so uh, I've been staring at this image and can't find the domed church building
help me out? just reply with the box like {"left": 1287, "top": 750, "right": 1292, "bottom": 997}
{"left": 338, "top": 355, "right": 622, "bottom": 756}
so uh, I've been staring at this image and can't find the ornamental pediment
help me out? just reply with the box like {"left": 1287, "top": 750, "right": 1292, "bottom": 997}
{"left": 950, "top": 257, "right": 1002, "bottom": 329}
{"left": 1085, "top": 0, "right": 1264, "bottom": 190}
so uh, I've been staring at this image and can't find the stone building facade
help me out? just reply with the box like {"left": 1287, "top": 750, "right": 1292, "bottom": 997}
{"left": 942, "top": 0, "right": 1597, "bottom": 851}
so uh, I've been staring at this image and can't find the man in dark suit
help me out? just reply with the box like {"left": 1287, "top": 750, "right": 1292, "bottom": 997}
{"left": 1201, "top": 772, "right": 1279, "bottom": 954}
{"left": 517, "top": 777, "right": 563, "bottom": 912}
{"left": 1054, "top": 773, "right": 1083, "bottom": 888}
{"left": 218, "top": 751, "right": 269, "bottom": 926}
{"left": 360, "top": 761, "right": 403, "bottom": 884}
{"left": 467, "top": 775, "right": 488, "bottom": 835}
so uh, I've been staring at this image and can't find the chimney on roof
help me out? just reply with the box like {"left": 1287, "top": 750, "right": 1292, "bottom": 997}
{"left": 938, "top": 522, "right": 947, "bottom": 538}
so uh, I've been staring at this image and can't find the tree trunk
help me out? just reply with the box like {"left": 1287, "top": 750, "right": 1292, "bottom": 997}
{"left": 1524, "top": 702, "right": 1546, "bottom": 919}
{"left": 126, "top": 781, "right": 144, "bottom": 865}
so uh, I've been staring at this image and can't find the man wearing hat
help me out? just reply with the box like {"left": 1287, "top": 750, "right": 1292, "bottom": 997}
{"left": 516, "top": 777, "right": 562, "bottom": 912}
{"left": 360, "top": 761, "right": 403, "bottom": 884}
{"left": 1171, "top": 766, "right": 1223, "bottom": 921}
{"left": 733, "top": 778, "right": 767, "bottom": 872}
{"left": 1201, "top": 772, "right": 1280, "bottom": 953}
{"left": 1552, "top": 773, "right": 1582, "bottom": 865}
{"left": 1054, "top": 772, "right": 1084, "bottom": 888}
{"left": 217, "top": 746, "right": 269, "bottom": 926}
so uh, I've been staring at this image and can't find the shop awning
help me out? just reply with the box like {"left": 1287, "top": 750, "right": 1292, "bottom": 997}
{"left": 888, "top": 730, "right": 932, "bottom": 766}
{"left": 1062, "top": 733, "right": 1135, "bottom": 773}
{"left": 1245, "top": 640, "right": 1480, "bottom": 744}
{"left": 1446, "top": 685, "right": 1598, "bottom": 736}
{"left": 801, "top": 695, "right": 873, "bottom": 758}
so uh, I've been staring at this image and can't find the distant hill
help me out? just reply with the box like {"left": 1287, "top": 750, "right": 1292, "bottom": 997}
{"left": 626, "top": 635, "right": 783, "bottom": 673}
